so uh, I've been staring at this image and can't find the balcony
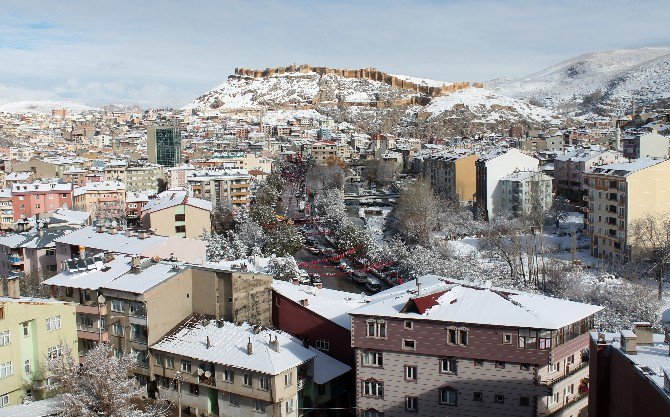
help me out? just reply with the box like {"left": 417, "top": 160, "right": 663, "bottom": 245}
{"left": 9, "top": 255, "right": 24, "bottom": 265}
{"left": 545, "top": 392, "right": 588, "bottom": 417}
{"left": 198, "top": 374, "right": 217, "bottom": 387}
{"left": 297, "top": 376, "right": 312, "bottom": 391}
{"left": 546, "top": 361, "right": 588, "bottom": 386}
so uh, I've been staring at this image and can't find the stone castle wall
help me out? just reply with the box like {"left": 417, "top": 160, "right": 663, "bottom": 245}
{"left": 232, "top": 64, "right": 482, "bottom": 97}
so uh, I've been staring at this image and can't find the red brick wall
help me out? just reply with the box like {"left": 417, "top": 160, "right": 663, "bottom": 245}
{"left": 272, "top": 290, "right": 354, "bottom": 366}
{"left": 12, "top": 190, "right": 73, "bottom": 221}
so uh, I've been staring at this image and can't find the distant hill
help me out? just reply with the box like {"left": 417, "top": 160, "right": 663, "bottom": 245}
{"left": 487, "top": 47, "right": 670, "bottom": 114}
{"left": 0, "top": 100, "right": 98, "bottom": 115}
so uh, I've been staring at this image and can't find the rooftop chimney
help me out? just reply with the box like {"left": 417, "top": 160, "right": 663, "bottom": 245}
{"left": 247, "top": 337, "right": 253, "bottom": 355}
{"left": 299, "top": 299, "right": 308, "bottom": 307}
{"left": 620, "top": 330, "right": 637, "bottom": 355}
{"left": 137, "top": 229, "right": 148, "bottom": 239}
{"left": 269, "top": 335, "right": 280, "bottom": 353}
{"left": 206, "top": 336, "right": 211, "bottom": 349}
{"left": 7, "top": 274, "right": 20, "bottom": 299}
{"left": 96, "top": 224, "right": 104, "bottom": 233}
{"left": 632, "top": 322, "right": 654, "bottom": 345}
{"left": 131, "top": 255, "right": 141, "bottom": 270}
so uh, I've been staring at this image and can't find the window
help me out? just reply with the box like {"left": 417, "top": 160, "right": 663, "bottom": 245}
{"left": 46, "top": 315, "right": 62, "bottom": 331}
{"left": 259, "top": 376, "right": 269, "bottom": 390}
{"left": 285, "top": 398, "right": 295, "bottom": 413}
{"left": 520, "top": 396, "right": 530, "bottom": 406}
{"left": 111, "top": 300, "right": 124, "bottom": 312}
{"left": 229, "top": 393, "right": 240, "bottom": 407}
{"left": 366, "top": 320, "right": 387, "bottom": 338}
{"left": 0, "top": 331, "right": 9, "bottom": 346}
{"left": 0, "top": 307, "right": 3, "bottom": 320}
{"left": 502, "top": 333, "right": 512, "bottom": 344}
{"left": 440, "top": 358, "right": 457, "bottom": 374}
{"left": 65, "top": 287, "right": 74, "bottom": 297}
{"left": 405, "top": 365, "right": 417, "bottom": 381}
{"left": 567, "top": 354, "right": 575, "bottom": 365}
{"left": 112, "top": 323, "right": 124, "bottom": 337}
{"left": 362, "top": 351, "right": 383, "bottom": 367}
{"left": 405, "top": 396, "right": 418, "bottom": 412}
{"left": 284, "top": 372, "right": 293, "bottom": 386}
{"left": 165, "top": 356, "right": 174, "bottom": 368}
{"left": 46, "top": 248, "right": 56, "bottom": 257}
{"left": 254, "top": 399, "right": 265, "bottom": 413}
{"left": 539, "top": 330, "right": 552, "bottom": 350}
{"left": 223, "top": 369, "right": 234, "bottom": 383}
{"left": 549, "top": 362, "right": 560, "bottom": 374}
{"left": 24, "top": 359, "right": 31, "bottom": 374}
{"left": 80, "top": 314, "right": 93, "bottom": 328}
{"left": 363, "top": 381, "right": 383, "bottom": 397}
{"left": 495, "top": 361, "right": 506, "bottom": 369}
{"left": 175, "top": 225, "right": 186, "bottom": 233}
{"left": 315, "top": 339, "right": 330, "bottom": 351}
{"left": 189, "top": 383, "right": 199, "bottom": 396}
{"left": 495, "top": 394, "right": 505, "bottom": 404}
{"left": 440, "top": 387, "right": 457, "bottom": 405}
{"left": 519, "top": 328, "right": 538, "bottom": 349}
{"left": 564, "top": 384, "right": 575, "bottom": 397}
{"left": 404, "top": 321, "right": 413, "bottom": 330}
{"left": 0, "top": 361, "right": 12, "bottom": 379}
{"left": 402, "top": 339, "right": 416, "bottom": 350}
{"left": 243, "top": 373, "right": 252, "bottom": 387}
{"left": 175, "top": 214, "right": 186, "bottom": 222}
{"left": 473, "top": 392, "right": 483, "bottom": 401}
{"left": 0, "top": 394, "right": 8, "bottom": 407}
{"left": 181, "top": 360, "right": 192, "bottom": 373}
{"left": 447, "top": 327, "right": 468, "bottom": 345}
{"left": 473, "top": 359, "right": 484, "bottom": 367}
{"left": 129, "top": 302, "right": 145, "bottom": 317}
{"left": 547, "top": 392, "right": 559, "bottom": 406}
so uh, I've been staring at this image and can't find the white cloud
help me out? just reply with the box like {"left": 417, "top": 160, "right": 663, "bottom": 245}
{"left": 0, "top": 0, "right": 669, "bottom": 107}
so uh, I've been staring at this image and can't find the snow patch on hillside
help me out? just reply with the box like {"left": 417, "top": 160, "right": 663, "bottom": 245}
{"left": 422, "top": 87, "right": 557, "bottom": 122}
{"left": 390, "top": 74, "right": 451, "bottom": 88}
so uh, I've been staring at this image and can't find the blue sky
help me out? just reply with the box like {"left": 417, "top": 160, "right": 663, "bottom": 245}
{"left": 1, "top": 0, "right": 669, "bottom": 108}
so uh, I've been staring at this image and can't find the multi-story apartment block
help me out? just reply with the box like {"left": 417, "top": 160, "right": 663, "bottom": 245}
{"left": 475, "top": 148, "right": 540, "bottom": 220}
{"left": 151, "top": 318, "right": 350, "bottom": 417}
{"left": 310, "top": 141, "right": 351, "bottom": 166}
{"left": 589, "top": 322, "right": 670, "bottom": 417}
{"left": 141, "top": 190, "right": 212, "bottom": 238}
{"left": 73, "top": 181, "right": 126, "bottom": 222}
{"left": 415, "top": 152, "right": 478, "bottom": 202}
{"left": 584, "top": 158, "right": 670, "bottom": 261}
{"left": 187, "top": 170, "right": 252, "bottom": 207}
{"left": 125, "top": 191, "right": 153, "bottom": 226}
{"left": 350, "top": 275, "right": 602, "bottom": 417}
{"left": 0, "top": 189, "right": 13, "bottom": 230}
{"left": 0, "top": 287, "right": 78, "bottom": 407}
{"left": 499, "top": 171, "right": 553, "bottom": 218}
{"left": 11, "top": 182, "right": 73, "bottom": 221}
{"left": 147, "top": 125, "right": 181, "bottom": 168}
{"left": 621, "top": 131, "right": 669, "bottom": 160}
{"left": 125, "top": 165, "right": 163, "bottom": 192}
{"left": 103, "top": 161, "right": 128, "bottom": 183}
{"left": 0, "top": 227, "right": 72, "bottom": 279}
{"left": 53, "top": 226, "right": 207, "bottom": 271}
{"left": 554, "top": 149, "right": 623, "bottom": 203}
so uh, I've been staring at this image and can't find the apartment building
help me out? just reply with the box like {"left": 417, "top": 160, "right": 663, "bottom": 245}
{"left": 414, "top": 152, "right": 478, "bottom": 202}
{"left": 0, "top": 189, "right": 13, "bottom": 230}
{"left": 621, "top": 131, "right": 668, "bottom": 159}
{"left": 125, "top": 191, "right": 153, "bottom": 226}
{"left": 0, "top": 228, "right": 73, "bottom": 279}
{"left": 166, "top": 163, "right": 197, "bottom": 189}
{"left": 11, "top": 182, "right": 73, "bottom": 221}
{"left": 147, "top": 125, "right": 181, "bottom": 168}
{"left": 554, "top": 149, "right": 623, "bottom": 203}
{"left": 584, "top": 158, "right": 670, "bottom": 261}
{"left": 499, "top": 171, "right": 553, "bottom": 218}
{"left": 125, "top": 165, "right": 163, "bottom": 192}
{"left": 0, "top": 287, "right": 78, "bottom": 407}
{"left": 350, "top": 275, "right": 602, "bottom": 417}
{"left": 310, "top": 141, "right": 351, "bottom": 166}
{"left": 103, "top": 161, "right": 127, "bottom": 183}
{"left": 73, "top": 181, "right": 126, "bottom": 221}
{"left": 187, "top": 170, "right": 252, "bottom": 207}
{"left": 151, "top": 318, "right": 350, "bottom": 417}
{"left": 589, "top": 323, "right": 670, "bottom": 417}
{"left": 53, "top": 226, "right": 207, "bottom": 271}
{"left": 141, "top": 190, "right": 212, "bottom": 238}
{"left": 475, "top": 148, "right": 540, "bottom": 220}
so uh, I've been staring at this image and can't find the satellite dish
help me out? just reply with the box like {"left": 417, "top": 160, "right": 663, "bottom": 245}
{"left": 111, "top": 220, "right": 118, "bottom": 228}
{"left": 197, "top": 369, "right": 204, "bottom": 376}
{"left": 204, "top": 371, "right": 211, "bottom": 378}
{"left": 97, "top": 295, "right": 106, "bottom": 304}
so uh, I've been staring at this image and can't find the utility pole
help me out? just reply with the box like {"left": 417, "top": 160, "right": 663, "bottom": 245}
{"left": 175, "top": 371, "right": 183, "bottom": 417}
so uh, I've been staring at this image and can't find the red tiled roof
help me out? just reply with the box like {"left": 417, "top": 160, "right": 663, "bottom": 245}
{"left": 408, "top": 290, "right": 448, "bottom": 314}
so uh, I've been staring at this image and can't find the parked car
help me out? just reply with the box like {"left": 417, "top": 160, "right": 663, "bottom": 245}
{"left": 307, "top": 246, "right": 321, "bottom": 255}
{"left": 309, "top": 273, "right": 322, "bottom": 287}
{"left": 351, "top": 271, "right": 367, "bottom": 284}
{"left": 365, "top": 277, "right": 382, "bottom": 293}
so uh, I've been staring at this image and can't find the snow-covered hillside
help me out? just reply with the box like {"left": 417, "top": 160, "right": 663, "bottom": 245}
{"left": 487, "top": 47, "right": 670, "bottom": 110}
{"left": 422, "top": 87, "right": 558, "bottom": 123}
{"left": 0, "top": 100, "right": 98, "bottom": 114}
{"left": 184, "top": 72, "right": 422, "bottom": 111}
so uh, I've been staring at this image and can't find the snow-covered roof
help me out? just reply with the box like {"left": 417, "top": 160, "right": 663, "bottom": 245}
{"left": 55, "top": 226, "right": 168, "bottom": 255}
{"left": 142, "top": 190, "right": 212, "bottom": 215}
{"left": 50, "top": 208, "right": 90, "bottom": 225}
{"left": 43, "top": 255, "right": 132, "bottom": 290}
{"left": 0, "top": 396, "right": 61, "bottom": 417}
{"left": 152, "top": 319, "right": 316, "bottom": 375}
{"left": 73, "top": 181, "right": 125, "bottom": 196}
{"left": 272, "top": 280, "right": 367, "bottom": 329}
{"left": 590, "top": 157, "right": 667, "bottom": 176}
{"left": 307, "top": 344, "right": 351, "bottom": 384}
{"left": 12, "top": 182, "right": 72, "bottom": 193}
{"left": 101, "top": 260, "right": 186, "bottom": 294}
{"left": 351, "top": 275, "right": 603, "bottom": 330}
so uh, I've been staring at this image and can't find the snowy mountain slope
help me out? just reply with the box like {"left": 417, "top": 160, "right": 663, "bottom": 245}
{"left": 184, "top": 72, "right": 422, "bottom": 110}
{"left": 422, "top": 87, "right": 558, "bottom": 123}
{"left": 0, "top": 100, "right": 98, "bottom": 114}
{"left": 487, "top": 47, "right": 670, "bottom": 109}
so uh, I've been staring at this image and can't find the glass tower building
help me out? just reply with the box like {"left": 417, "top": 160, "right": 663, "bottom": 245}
{"left": 147, "top": 126, "right": 181, "bottom": 167}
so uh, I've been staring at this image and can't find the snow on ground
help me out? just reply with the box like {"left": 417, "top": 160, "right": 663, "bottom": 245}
{"left": 422, "top": 87, "right": 557, "bottom": 122}
{"left": 259, "top": 109, "right": 326, "bottom": 125}
{"left": 359, "top": 206, "right": 392, "bottom": 247}
{"left": 0, "top": 100, "right": 98, "bottom": 114}
{"left": 390, "top": 74, "right": 452, "bottom": 88}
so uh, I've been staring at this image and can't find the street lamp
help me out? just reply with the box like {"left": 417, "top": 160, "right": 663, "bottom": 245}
{"left": 175, "top": 371, "right": 183, "bottom": 417}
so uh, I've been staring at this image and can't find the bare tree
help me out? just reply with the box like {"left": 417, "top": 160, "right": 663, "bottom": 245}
{"left": 629, "top": 211, "right": 670, "bottom": 300}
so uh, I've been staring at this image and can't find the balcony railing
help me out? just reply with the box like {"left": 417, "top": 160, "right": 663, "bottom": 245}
{"left": 545, "top": 392, "right": 588, "bottom": 417}
{"left": 537, "top": 361, "right": 588, "bottom": 386}
{"left": 297, "top": 376, "right": 312, "bottom": 391}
